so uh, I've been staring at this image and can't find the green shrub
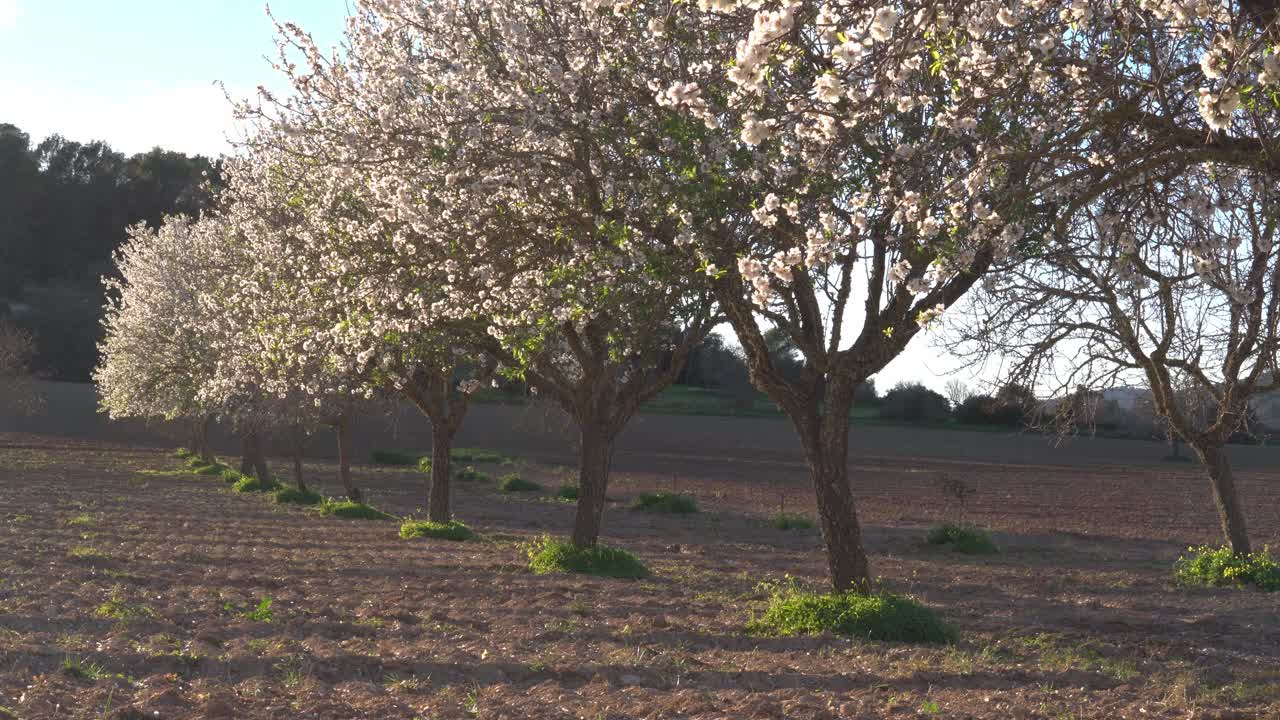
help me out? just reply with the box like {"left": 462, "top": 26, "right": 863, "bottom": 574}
{"left": 631, "top": 492, "right": 698, "bottom": 514}
{"left": 318, "top": 499, "right": 394, "bottom": 520}
{"left": 232, "top": 475, "right": 282, "bottom": 493}
{"left": 771, "top": 513, "right": 814, "bottom": 530}
{"left": 274, "top": 487, "right": 323, "bottom": 506}
{"left": 926, "top": 523, "right": 998, "bottom": 555}
{"left": 748, "top": 589, "right": 956, "bottom": 644}
{"left": 1174, "top": 545, "right": 1280, "bottom": 592}
{"left": 556, "top": 485, "right": 580, "bottom": 501}
{"left": 526, "top": 536, "right": 649, "bottom": 579}
{"left": 451, "top": 448, "right": 502, "bottom": 463}
{"left": 454, "top": 465, "right": 488, "bottom": 482}
{"left": 371, "top": 450, "right": 422, "bottom": 466}
{"left": 192, "top": 462, "right": 229, "bottom": 477}
{"left": 220, "top": 468, "right": 245, "bottom": 484}
{"left": 499, "top": 473, "right": 542, "bottom": 493}
{"left": 400, "top": 519, "right": 474, "bottom": 541}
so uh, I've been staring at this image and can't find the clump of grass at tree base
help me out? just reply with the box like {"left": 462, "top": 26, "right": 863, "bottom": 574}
{"left": 556, "top": 484, "right": 579, "bottom": 501}
{"left": 1174, "top": 545, "right": 1280, "bottom": 591}
{"left": 455, "top": 465, "right": 488, "bottom": 482}
{"left": 748, "top": 586, "right": 956, "bottom": 644}
{"left": 631, "top": 492, "right": 698, "bottom": 514}
{"left": 232, "top": 475, "right": 283, "bottom": 494}
{"left": 400, "top": 518, "right": 475, "bottom": 541}
{"left": 220, "top": 468, "right": 244, "bottom": 484}
{"left": 526, "top": 536, "right": 649, "bottom": 579}
{"left": 371, "top": 450, "right": 422, "bottom": 466}
{"left": 174, "top": 448, "right": 194, "bottom": 459}
{"left": 499, "top": 473, "right": 542, "bottom": 492}
{"left": 274, "top": 486, "right": 323, "bottom": 505}
{"left": 926, "top": 523, "right": 998, "bottom": 555}
{"left": 417, "top": 457, "right": 432, "bottom": 474}
{"left": 318, "top": 498, "right": 395, "bottom": 520}
{"left": 770, "top": 512, "right": 814, "bottom": 530}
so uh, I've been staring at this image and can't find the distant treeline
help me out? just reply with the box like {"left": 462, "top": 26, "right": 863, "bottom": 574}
{"left": 0, "top": 123, "right": 221, "bottom": 380}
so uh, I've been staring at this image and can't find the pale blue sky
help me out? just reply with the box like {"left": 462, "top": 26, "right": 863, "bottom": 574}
{"left": 0, "top": 0, "right": 975, "bottom": 394}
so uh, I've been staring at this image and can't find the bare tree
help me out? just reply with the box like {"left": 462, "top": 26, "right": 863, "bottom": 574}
{"left": 944, "top": 379, "right": 972, "bottom": 411}
{"left": 0, "top": 320, "right": 40, "bottom": 416}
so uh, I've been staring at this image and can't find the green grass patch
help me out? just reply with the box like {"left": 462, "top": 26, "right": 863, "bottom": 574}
{"left": 631, "top": 492, "right": 698, "bottom": 514}
{"left": 451, "top": 447, "right": 502, "bottom": 463}
{"left": 400, "top": 519, "right": 475, "bottom": 541}
{"left": 526, "top": 536, "right": 649, "bottom": 579}
{"left": 274, "top": 486, "right": 323, "bottom": 505}
{"left": 68, "top": 546, "right": 109, "bottom": 562}
{"left": 61, "top": 656, "right": 109, "bottom": 681}
{"left": 191, "top": 461, "right": 231, "bottom": 477}
{"left": 65, "top": 513, "right": 95, "bottom": 527}
{"left": 1174, "top": 545, "right": 1280, "bottom": 592}
{"left": 499, "top": 473, "right": 542, "bottom": 493}
{"left": 454, "top": 465, "right": 488, "bottom": 482}
{"left": 232, "top": 474, "right": 283, "bottom": 493}
{"left": 371, "top": 450, "right": 422, "bottom": 466}
{"left": 220, "top": 468, "right": 245, "bottom": 484}
{"left": 748, "top": 589, "right": 956, "bottom": 644}
{"left": 174, "top": 448, "right": 194, "bottom": 459}
{"left": 770, "top": 512, "right": 814, "bottom": 530}
{"left": 94, "top": 588, "right": 154, "bottom": 623}
{"left": 318, "top": 499, "right": 394, "bottom": 520}
{"left": 556, "top": 484, "right": 580, "bottom": 501}
{"left": 926, "top": 523, "right": 998, "bottom": 555}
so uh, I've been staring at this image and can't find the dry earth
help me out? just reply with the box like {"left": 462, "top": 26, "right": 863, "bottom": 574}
{"left": 0, "top": 433, "right": 1277, "bottom": 719}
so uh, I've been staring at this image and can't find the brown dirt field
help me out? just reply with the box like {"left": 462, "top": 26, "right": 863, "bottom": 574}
{"left": 1, "top": 433, "right": 1278, "bottom": 720}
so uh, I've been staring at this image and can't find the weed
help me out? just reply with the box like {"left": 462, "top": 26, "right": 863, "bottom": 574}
{"left": 770, "top": 512, "right": 814, "bottom": 530}
{"left": 454, "top": 465, "right": 488, "bottom": 482}
{"left": 383, "top": 674, "right": 421, "bottom": 693}
{"left": 499, "top": 473, "right": 542, "bottom": 493}
{"left": 246, "top": 597, "right": 274, "bottom": 622}
{"left": 921, "top": 699, "right": 941, "bottom": 715}
{"left": 68, "top": 546, "right": 109, "bottom": 562}
{"left": 65, "top": 513, "right": 95, "bottom": 527}
{"left": 95, "top": 586, "right": 154, "bottom": 623}
{"left": 400, "top": 519, "right": 475, "bottom": 541}
{"left": 526, "top": 535, "right": 649, "bottom": 579}
{"left": 274, "top": 654, "right": 305, "bottom": 688}
{"left": 747, "top": 588, "right": 956, "bottom": 644}
{"left": 318, "top": 499, "right": 394, "bottom": 520}
{"left": 1174, "top": 545, "right": 1280, "bottom": 591}
{"left": 630, "top": 492, "right": 698, "bottom": 514}
{"left": 62, "top": 656, "right": 108, "bottom": 681}
{"left": 274, "top": 486, "right": 323, "bottom": 505}
{"left": 926, "top": 523, "right": 999, "bottom": 555}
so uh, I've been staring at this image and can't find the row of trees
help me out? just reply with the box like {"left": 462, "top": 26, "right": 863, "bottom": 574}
{"left": 96, "top": 1, "right": 1279, "bottom": 591}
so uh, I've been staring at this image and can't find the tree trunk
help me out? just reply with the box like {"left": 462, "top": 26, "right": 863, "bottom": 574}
{"left": 190, "top": 416, "right": 215, "bottom": 463}
{"left": 289, "top": 424, "right": 307, "bottom": 492}
{"left": 428, "top": 423, "right": 455, "bottom": 523}
{"left": 335, "top": 415, "right": 362, "bottom": 503}
{"left": 794, "top": 384, "right": 873, "bottom": 594}
{"left": 570, "top": 424, "right": 614, "bottom": 548}
{"left": 242, "top": 431, "right": 272, "bottom": 483}
{"left": 239, "top": 435, "right": 253, "bottom": 476}
{"left": 1196, "top": 444, "right": 1252, "bottom": 555}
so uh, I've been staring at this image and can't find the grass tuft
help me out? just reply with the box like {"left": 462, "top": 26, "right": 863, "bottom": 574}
{"left": 371, "top": 450, "right": 422, "bottom": 466}
{"left": 556, "top": 484, "right": 580, "bottom": 501}
{"left": 631, "top": 492, "right": 698, "bottom": 514}
{"left": 748, "top": 589, "right": 956, "bottom": 644}
{"left": 65, "top": 513, "right": 96, "bottom": 528}
{"left": 926, "top": 523, "right": 998, "bottom": 555}
{"left": 232, "top": 474, "right": 282, "bottom": 493}
{"left": 318, "top": 498, "right": 394, "bottom": 520}
{"left": 400, "top": 519, "right": 475, "bottom": 541}
{"left": 174, "top": 448, "right": 195, "bottom": 459}
{"left": 770, "top": 512, "right": 814, "bottom": 530}
{"left": 274, "top": 486, "right": 323, "bottom": 506}
{"left": 499, "top": 473, "right": 542, "bottom": 493}
{"left": 417, "top": 457, "right": 432, "bottom": 474}
{"left": 454, "top": 465, "right": 489, "bottom": 482}
{"left": 94, "top": 587, "right": 154, "bottom": 623}
{"left": 1174, "top": 545, "right": 1280, "bottom": 592}
{"left": 192, "top": 461, "right": 230, "bottom": 477}
{"left": 526, "top": 536, "right": 649, "bottom": 579}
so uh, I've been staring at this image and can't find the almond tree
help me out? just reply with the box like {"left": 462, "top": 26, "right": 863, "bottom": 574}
{"left": 951, "top": 164, "right": 1278, "bottom": 555}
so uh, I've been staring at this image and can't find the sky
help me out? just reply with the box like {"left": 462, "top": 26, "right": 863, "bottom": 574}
{"left": 0, "top": 0, "right": 982, "bottom": 395}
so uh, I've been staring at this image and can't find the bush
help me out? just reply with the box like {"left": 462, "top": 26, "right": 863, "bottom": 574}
{"left": 748, "top": 590, "right": 956, "bottom": 644}
{"left": 400, "top": 519, "right": 474, "bottom": 541}
{"left": 193, "top": 462, "right": 229, "bottom": 477}
{"left": 771, "top": 513, "right": 814, "bottom": 530}
{"left": 1174, "top": 545, "right": 1280, "bottom": 592}
{"left": 371, "top": 450, "right": 423, "bottom": 466}
{"left": 454, "top": 465, "right": 488, "bottom": 482}
{"left": 631, "top": 492, "right": 698, "bottom": 514}
{"left": 556, "top": 484, "right": 580, "bottom": 501}
{"left": 526, "top": 536, "right": 649, "bottom": 579}
{"left": 926, "top": 523, "right": 998, "bottom": 555}
{"left": 220, "top": 468, "right": 245, "bottom": 484}
{"left": 232, "top": 475, "right": 282, "bottom": 494}
{"left": 953, "top": 395, "right": 1024, "bottom": 427}
{"left": 879, "top": 382, "right": 952, "bottom": 424}
{"left": 274, "top": 487, "right": 323, "bottom": 505}
{"left": 452, "top": 448, "right": 502, "bottom": 463}
{"left": 499, "top": 473, "right": 542, "bottom": 493}
{"left": 318, "top": 499, "right": 394, "bottom": 520}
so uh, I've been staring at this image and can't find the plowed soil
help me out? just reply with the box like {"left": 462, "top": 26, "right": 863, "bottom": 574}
{"left": 1, "top": 433, "right": 1277, "bottom": 719}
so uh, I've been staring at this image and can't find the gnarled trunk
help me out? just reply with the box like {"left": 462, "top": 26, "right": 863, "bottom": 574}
{"left": 428, "top": 423, "right": 454, "bottom": 522}
{"left": 334, "top": 415, "right": 362, "bottom": 503}
{"left": 241, "top": 431, "right": 271, "bottom": 483}
{"left": 191, "top": 415, "right": 215, "bottom": 464}
{"left": 793, "top": 381, "right": 872, "bottom": 593}
{"left": 1195, "top": 443, "right": 1252, "bottom": 555}
{"left": 571, "top": 424, "right": 614, "bottom": 548}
